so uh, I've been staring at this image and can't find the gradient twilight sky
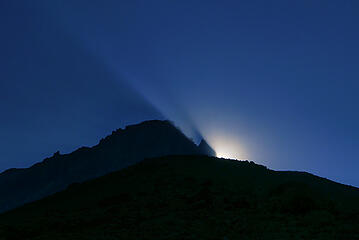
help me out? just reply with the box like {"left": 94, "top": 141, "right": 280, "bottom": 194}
{"left": 1, "top": 1, "right": 358, "bottom": 186}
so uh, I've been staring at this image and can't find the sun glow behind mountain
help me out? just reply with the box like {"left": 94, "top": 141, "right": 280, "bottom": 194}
{"left": 206, "top": 134, "right": 249, "bottom": 161}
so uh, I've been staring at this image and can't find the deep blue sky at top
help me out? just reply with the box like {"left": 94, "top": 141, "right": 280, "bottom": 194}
{"left": 0, "top": 1, "right": 358, "bottom": 186}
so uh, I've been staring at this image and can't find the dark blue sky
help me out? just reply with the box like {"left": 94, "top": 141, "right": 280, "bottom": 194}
{"left": 1, "top": 1, "right": 358, "bottom": 186}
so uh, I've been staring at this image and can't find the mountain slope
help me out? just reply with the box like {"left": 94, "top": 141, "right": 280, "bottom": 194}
{"left": 0, "top": 155, "right": 358, "bottom": 240}
{"left": 0, "top": 120, "right": 215, "bottom": 213}
{"left": 198, "top": 139, "right": 216, "bottom": 157}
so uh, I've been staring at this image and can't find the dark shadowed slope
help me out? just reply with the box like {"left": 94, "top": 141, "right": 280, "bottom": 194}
{"left": 0, "top": 120, "right": 215, "bottom": 213}
{"left": 0, "top": 155, "right": 358, "bottom": 240}
{"left": 198, "top": 139, "right": 217, "bottom": 157}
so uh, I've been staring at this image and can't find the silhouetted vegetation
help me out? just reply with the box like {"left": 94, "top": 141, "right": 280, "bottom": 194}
{"left": 0, "top": 155, "right": 358, "bottom": 239}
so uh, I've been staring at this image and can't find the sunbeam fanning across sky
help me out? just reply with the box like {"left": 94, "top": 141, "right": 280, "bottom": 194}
{"left": 2, "top": 1, "right": 359, "bottom": 238}
{"left": 0, "top": 0, "right": 359, "bottom": 187}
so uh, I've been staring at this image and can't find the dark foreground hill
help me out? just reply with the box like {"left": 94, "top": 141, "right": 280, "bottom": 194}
{"left": 0, "top": 155, "right": 358, "bottom": 240}
{"left": 0, "top": 120, "right": 215, "bottom": 213}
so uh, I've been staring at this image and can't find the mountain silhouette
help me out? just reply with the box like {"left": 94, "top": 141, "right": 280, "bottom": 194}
{"left": 0, "top": 120, "right": 215, "bottom": 213}
{"left": 0, "top": 155, "right": 358, "bottom": 239}
{"left": 198, "top": 139, "right": 216, "bottom": 157}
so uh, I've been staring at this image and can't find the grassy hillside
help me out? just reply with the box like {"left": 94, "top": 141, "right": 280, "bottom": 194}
{"left": 0, "top": 156, "right": 358, "bottom": 239}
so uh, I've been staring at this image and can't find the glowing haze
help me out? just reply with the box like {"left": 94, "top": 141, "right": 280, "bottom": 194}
{"left": 0, "top": 1, "right": 359, "bottom": 187}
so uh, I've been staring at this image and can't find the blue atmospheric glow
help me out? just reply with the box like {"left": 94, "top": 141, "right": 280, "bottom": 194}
{"left": 0, "top": 1, "right": 358, "bottom": 187}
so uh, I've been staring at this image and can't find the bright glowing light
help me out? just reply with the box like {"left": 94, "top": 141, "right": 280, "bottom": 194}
{"left": 207, "top": 134, "right": 249, "bottom": 160}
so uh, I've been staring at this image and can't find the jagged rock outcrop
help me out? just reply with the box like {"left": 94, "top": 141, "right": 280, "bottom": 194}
{"left": 0, "top": 120, "right": 215, "bottom": 213}
{"left": 198, "top": 139, "right": 216, "bottom": 157}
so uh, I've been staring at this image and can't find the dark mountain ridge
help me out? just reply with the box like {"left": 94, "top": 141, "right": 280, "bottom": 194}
{"left": 0, "top": 155, "right": 358, "bottom": 239}
{"left": 0, "top": 120, "right": 216, "bottom": 213}
{"left": 198, "top": 139, "right": 217, "bottom": 157}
